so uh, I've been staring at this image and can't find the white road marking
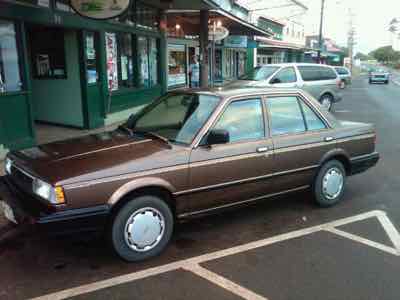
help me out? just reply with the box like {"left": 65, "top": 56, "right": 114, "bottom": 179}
{"left": 184, "top": 264, "right": 268, "bottom": 300}
{"left": 325, "top": 228, "right": 399, "bottom": 256}
{"left": 32, "top": 210, "right": 400, "bottom": 300}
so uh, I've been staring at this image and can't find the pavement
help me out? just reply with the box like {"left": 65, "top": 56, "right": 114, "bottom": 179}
{"left": 1, "top": 75, "right": 400, "bottom": 300}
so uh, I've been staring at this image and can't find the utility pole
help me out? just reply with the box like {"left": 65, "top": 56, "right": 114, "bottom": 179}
{"left": 347, "top": 9, "right": 356, "bottom": 73}
{"left": 317, "top": 0, "right": 326, "bottom": 63}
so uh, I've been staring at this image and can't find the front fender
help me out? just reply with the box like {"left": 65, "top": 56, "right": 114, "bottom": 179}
{"left": 108, "top": 177, "right": 176, "bottom": 206}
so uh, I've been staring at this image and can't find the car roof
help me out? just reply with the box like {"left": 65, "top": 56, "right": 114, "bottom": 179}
{"left": 257, "top": 62, "right": 336, "bottom": 68}
{"left": 175, "top": 86, "right": 304, "bottom": 99}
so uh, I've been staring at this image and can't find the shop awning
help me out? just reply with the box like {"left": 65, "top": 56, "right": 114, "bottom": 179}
{"left": 166, "top": 9, "right": 272, "bottom": 37}
{"left": 256, "top": 36, "right": 307, "bottom": 50}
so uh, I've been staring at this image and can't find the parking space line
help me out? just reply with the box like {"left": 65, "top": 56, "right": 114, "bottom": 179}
{"left": 325, "top": 228, "right": 399, "bottom": 256}
{"left": 184, "top": 264, "right": 268, "bottom": 300}
{"left": 32, "top": 210, "right": 399, "bottom": 300}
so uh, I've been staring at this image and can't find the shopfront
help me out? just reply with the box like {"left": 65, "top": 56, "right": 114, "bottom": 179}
{"left": 0, "top": 0, "right": 164, "bottom": 153}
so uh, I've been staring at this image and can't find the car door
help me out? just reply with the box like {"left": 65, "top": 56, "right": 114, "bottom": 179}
{"left": 269, "top": 66, "right": 298, "bottom": 88}
{"left": 297, "top": 66, "right": 338, "bottom": 100}
{"left": 179, "top": 97, "right": 274, "bottom": 215}
{"left": 265, "top": 94, "right": 336, "bottom": 191}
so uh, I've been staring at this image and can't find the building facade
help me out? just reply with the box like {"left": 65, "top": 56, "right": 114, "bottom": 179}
{"left": 0, "top": 0, "right": 269, "bottom": 156}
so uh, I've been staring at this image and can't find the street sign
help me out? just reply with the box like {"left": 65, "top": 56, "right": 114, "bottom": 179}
{"left": 70, "top": 0, "right": 131, "bottom": 20}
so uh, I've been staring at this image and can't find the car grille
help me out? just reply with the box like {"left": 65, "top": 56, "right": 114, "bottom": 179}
{"left": 9, "top": 165, "right": 34, "bottom": 194}
{"left": 374, "top": 75, "right": 385, "bottom": 78}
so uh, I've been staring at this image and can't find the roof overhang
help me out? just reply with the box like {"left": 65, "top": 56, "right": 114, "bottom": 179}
{"left": 255, "top": 36, "right": 305, "bottom": 50}
{"left": 166, "top": 9, "right": 272, "bottom": 37}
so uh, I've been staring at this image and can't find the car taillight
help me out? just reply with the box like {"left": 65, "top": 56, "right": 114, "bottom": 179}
{"left": 337, "top": 79, "right": 342, "bottom": 88}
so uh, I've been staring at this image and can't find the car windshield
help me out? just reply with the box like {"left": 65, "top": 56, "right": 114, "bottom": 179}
{"left": 126, "top": 93, "right": 220, "bottom": 145}
{"left": 239, "top": 66, "right": 280, "bottom": 81}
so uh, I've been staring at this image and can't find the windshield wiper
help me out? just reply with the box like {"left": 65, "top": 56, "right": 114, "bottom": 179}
{"left": 133, "top": 130, "right": 172, "bottom": 147}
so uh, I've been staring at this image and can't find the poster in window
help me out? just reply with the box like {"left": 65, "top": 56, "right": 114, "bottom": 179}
{"left": 121, "top": 56, "right": 128, "bottom": 80}
{"left": 105, "top": 32, "right": 118, "bottom": 91}
{"left": 36, "top": 54, "right": 51, "bottom": 76}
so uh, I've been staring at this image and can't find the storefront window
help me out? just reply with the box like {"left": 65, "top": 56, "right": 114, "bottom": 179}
{"left": 55, "top": 0, "right": 75, "bottom": 12}
{"left": 149, "top": 38, "right": 158, "bottom": 86}
{"left": 135, "top": 1, "right": 158, "bottom": 30}
{"left": 85, "top": 32, "right": 98, "bottom": 84}
{"left": 118, "top": 33, "right": 134, "bottom": 88}
{"left": 0, "top": 20, "right": 22, "bottom": 93}
{"left": 138, "top": 36, "right": 150, "bottom": 87}
{"left": 105, "top": 32, "right": 118, "bottom": 91}
{"left": 29, "top": 27, "right": 66, "bottom": 79}
{"left": 15, "top": 0, "right": 50, "bottom": 8}
{"left": 238, "top": 52, "right": 246, "bottom": 76}
{"left": 168, "top": 44, "right": 186, "bottom": 88}
{"left": 214, "top": 49, "right": 222, "bottom": 81}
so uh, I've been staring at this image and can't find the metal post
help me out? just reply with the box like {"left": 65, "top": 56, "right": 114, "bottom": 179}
{"left": 317, "top": 0, "right": 325, "bottom": 63}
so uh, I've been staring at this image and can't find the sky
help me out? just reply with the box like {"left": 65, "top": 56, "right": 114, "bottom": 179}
{"left": 301, "top": 0, "right": 400, "bottom": 54}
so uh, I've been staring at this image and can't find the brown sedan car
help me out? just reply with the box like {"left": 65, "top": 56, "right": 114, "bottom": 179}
{"left": 0, "top": 87, "right": 379, "bottom": 261}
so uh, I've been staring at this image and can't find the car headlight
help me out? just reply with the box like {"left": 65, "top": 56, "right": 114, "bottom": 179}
{"left": 5, "top": 157, "right": 13, "bottom": 174}
{"left": 32, "top": 178, "right": 65, "bottom": 205}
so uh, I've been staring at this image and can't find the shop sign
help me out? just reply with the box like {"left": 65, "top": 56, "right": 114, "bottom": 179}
{"left": 105, "top": 32, "right": 118, "bottom": 91}
{"left": 70, "top": 0, "right": 131, "bottom": 20}
{"left": 224, "top": 35, "right": 248, "bottom": 48}
{"left": 208, "top": 26, "right": 229, "bottom": 41}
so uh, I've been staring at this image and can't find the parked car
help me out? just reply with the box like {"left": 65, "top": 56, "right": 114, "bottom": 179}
{"left": 0, "top": 88, "right": 379, "bottom": 262}
{"left": 334, "top": 66, "right": 352, "bottom": 88}
{"left": 369, "top": 68, "right": 390, "bottom": 84}
{"left": 230, "top": 63, "right": 343, "bottom": 111}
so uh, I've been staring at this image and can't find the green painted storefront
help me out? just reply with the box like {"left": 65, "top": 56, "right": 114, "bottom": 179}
{"left": 0, "top": 1, "right": 166, "bottom": 152}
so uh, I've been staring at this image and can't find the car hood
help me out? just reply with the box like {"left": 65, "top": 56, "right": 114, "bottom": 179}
{"left": 10, "top": 131, "right": 189, "bottom": 185}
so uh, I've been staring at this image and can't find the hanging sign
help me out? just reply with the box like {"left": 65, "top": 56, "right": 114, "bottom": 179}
{"left": 208, "top": 26, "right": 229, "bottom": 41}
{"left": 70, "top": 0, "right": 131, "bottom": 20}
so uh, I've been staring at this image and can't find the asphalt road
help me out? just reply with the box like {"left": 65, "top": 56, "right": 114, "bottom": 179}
{"left": 1, "top": 75, "right": 400, "bottom": 300}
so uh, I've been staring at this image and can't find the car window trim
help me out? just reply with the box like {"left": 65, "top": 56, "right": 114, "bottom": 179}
{"left": 264, "top": 95, "right": 307, "bottom": 137}
{"left": 196, "top": 96, "right": 267, "bottom": 147}
{"left": 297, "top": 97, "right": 328, "bottom": 132}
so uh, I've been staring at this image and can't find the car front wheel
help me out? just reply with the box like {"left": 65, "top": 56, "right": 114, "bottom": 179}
{"left": 313, "top": 160, "right": 346, "bottom": 207}
{"left": 110, "top": 195, "right": 174, "bottom": 262}
{"left": 319, "top": 94, "right": 333, "bottom": 111}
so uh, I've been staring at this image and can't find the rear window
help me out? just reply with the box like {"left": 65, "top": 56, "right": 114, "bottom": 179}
{"left": 298, "top": 66, "right": 337, "bottom": 81}
{"left": 335, "top": 67, "right": 349, "bottom": 75}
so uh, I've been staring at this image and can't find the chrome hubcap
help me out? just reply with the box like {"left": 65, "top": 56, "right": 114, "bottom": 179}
{"left": 321, "top": 97, "right": 332, "bottom": 110}
{"left": 322, "top": 167, "right": 344, "bottom": 200}
{"left": 124, "top": 207, "right": 165, "bottom": 252}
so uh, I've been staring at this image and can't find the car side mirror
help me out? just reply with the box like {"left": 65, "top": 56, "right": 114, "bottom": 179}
{"left": 206, "top": 129, "right": 230, "bottom": 145}
{"left": 270, "top": 78, "right": 281, "bottom": 84}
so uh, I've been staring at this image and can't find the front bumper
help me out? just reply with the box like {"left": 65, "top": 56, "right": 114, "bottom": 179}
{"left": 349, "top": 152, "right": 380, "bottom": 176}
{"left": 0, "top": 177, "right": 110, "bottom": 234}
{"left": 370, "top": 76, "right": 388, "bottom": 82}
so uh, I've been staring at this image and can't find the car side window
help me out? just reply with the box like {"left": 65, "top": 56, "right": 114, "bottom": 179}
{"left": 266, "top": 96, "right": 306, "bottom": 136}
{"left": 298, "top": 66, "right": 337, "bottom": 81}
{"left": 300, "top": 100, "right": 327, "bottom": 131}
{"left": 213, "top": 99, "right": 264, "bottom": 143}
{"left": 270, "top": 67, "right": 297, "bottom": 84}
{"left": 320, "top": 67, "right": 337, "bottom": 80}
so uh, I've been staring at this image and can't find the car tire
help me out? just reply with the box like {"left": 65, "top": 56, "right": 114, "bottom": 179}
{"left": 385, "top": 80, "right": 389, "bottom": 84}
{"left": 110, "top": 195, "right": 174, "bottom": 262}
{"left": 313, "top": 160, "right": 346, "bottom": 207}
{"left": 319, "top": 94, "right": 333, "bottom": 111}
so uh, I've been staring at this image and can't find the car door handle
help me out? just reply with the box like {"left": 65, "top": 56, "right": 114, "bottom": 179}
{"left": 256, "top": 147, "right": 269, "bottom": 153}
{"left": 324, "top": 136, "right": 335, "bottom": 142}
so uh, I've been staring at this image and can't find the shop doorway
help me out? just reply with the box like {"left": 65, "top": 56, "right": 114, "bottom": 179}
{"left": 26, "top": 25, "right": 85, "bottom": 128}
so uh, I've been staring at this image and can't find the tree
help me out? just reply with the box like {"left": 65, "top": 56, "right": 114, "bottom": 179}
{"left": 354, "top": 52, "right": 371, "bottom": 61}
{"left": 369, "top": 46, "right": 400, "bottom": 63}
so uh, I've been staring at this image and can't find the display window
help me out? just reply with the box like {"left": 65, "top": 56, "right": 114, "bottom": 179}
{"left": 168, "top": 44, "right": 187, "bottom": 88}
{"left": 0, "top": 20, "right": 22, "bottom": 93}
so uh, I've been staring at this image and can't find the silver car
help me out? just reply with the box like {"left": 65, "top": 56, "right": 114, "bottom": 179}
{"left": 232, "top": 63, "right": 342, "bottom": 111}
{"left": 334, "top": 66, "right": 352, "bottom": 88}
{"left": 369, "top": 68, "right": 390, "bottom": 84}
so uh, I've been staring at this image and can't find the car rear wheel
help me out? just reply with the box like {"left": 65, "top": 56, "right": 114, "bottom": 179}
{"left": 313, "top": 160, "right": 346, "bottom": 207}
{"left": 385, "top": 80, "right": 389, "bottom": 84}
{"left": 110, "top": 195, "right": 174, "bottom": 262}
{"left": 319, "top": 94, "right": 333, "bottom": 111}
